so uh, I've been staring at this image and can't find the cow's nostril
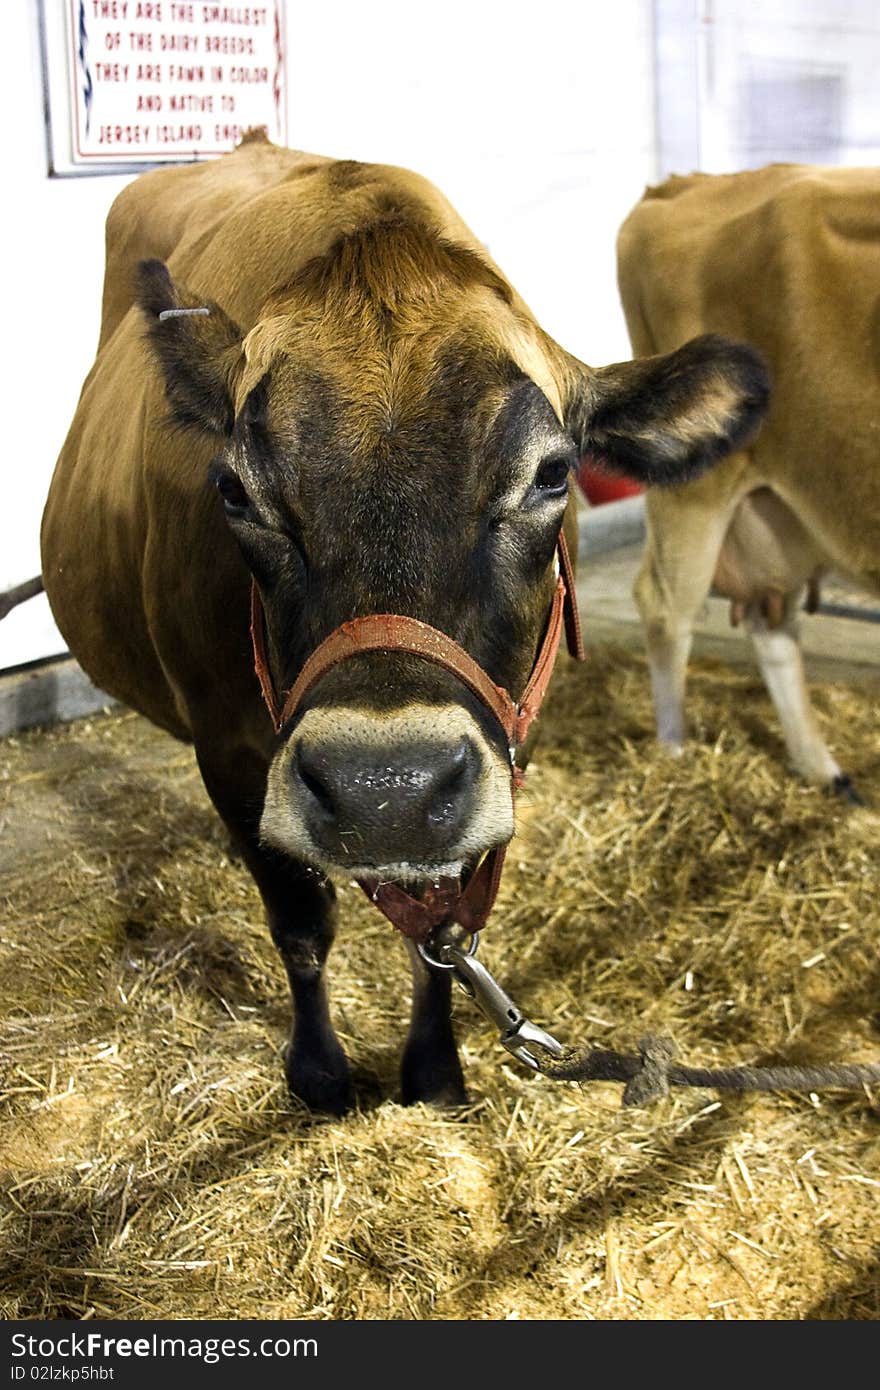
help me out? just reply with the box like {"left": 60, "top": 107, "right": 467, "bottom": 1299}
{"left": 427, "top": 738, "right": 478, "bottom": 829}
{"left": 294, "top": 748, "right": 337, "bottom": 821}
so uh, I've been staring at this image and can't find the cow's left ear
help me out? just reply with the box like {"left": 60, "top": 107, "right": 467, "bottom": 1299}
{"left": 563, "top": 334, "right": 770, "bottom": 485}
{"left": 135, "top": 259, "right": 243, "bottom": 436}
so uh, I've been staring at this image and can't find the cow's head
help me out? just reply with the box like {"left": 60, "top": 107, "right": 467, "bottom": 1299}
{"left": 137, "top": 217, "right": 768, "bottom": 884}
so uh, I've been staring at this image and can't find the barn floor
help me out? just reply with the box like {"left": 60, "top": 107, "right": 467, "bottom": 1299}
{"left": 1, "top": 574, "right": 879, "bottom": 1320}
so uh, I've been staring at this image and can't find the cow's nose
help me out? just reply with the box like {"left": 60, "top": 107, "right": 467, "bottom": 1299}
{"left": 290, "top": 736, "right": 481, "bottom": 864}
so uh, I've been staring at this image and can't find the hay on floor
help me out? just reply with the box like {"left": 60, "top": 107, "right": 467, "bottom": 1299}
{"left": 1, "top": 645, "right": 878, "bottom": 1320}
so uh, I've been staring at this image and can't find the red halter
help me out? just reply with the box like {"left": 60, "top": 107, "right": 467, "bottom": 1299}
{"left": 250, "top": 527, "right": 584, "bottom": 942}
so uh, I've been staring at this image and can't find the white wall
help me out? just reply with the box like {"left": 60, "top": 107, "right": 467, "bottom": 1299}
{"left": 659, "top": 0, "right": 880, "bottom": 173}
{"left": 283, "top": 0, "right": 657, "bottom": 364}
{"left": 2, "top": 0, "right": 658, "bottom": 671}
{"left": 0, "top": 3, "right": 133, "bottom": 670}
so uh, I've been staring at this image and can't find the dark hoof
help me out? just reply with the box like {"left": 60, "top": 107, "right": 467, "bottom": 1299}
{"left": 285, "top": 1039, "right": 353, "bottom": 1116}
{"left": 401, "top": 1045, "right": 468, "bottom": 1107}
{"left": 830, "top": 773, "right": 864, "bottom": 806}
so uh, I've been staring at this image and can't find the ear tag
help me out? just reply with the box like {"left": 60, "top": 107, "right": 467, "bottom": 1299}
{"left": 158, "top": 307, "right": 211, "bottom": 321}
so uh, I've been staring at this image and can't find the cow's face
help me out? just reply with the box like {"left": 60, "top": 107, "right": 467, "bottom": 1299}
{"left": 138, "top": 225, "right": 768, "bottom": 882}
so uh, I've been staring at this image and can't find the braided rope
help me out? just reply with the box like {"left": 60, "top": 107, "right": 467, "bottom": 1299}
{"left": 535, "top": 1035, "right": 880, "bottom": 1107}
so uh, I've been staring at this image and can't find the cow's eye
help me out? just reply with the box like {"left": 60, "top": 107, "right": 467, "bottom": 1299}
{"left": 216, "top": 471, "right": 250, "bottom": 516}
{"left": 532, "top": 455, "right": 571, "bottom": 496}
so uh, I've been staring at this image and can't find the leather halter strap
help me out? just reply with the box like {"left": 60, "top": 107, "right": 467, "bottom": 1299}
{"left": 250, "top": 527, "right": 584, "bottom": 942}
{"left": 251, "top": 528, "right": 582, "bottom": 739}
{"left": 358, "top": 839, "right": 509, "bottom": 943}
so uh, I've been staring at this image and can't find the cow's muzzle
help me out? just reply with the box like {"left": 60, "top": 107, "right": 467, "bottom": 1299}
{"left": 292, "top": 732, "right": 479, "bottom": 865}
{"left": 261, "top": 702, "right": 515, "bottom": 881}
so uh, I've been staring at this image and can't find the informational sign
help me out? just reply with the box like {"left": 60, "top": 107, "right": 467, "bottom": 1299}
{"left": 40, "top": 1, "right": 287, "bottom": 174}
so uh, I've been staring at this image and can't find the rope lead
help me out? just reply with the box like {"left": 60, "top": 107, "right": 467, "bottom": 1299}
{"left": 430, "top": 936, "right": 880, "bottom": 1108}
{"left": 534, "top": 1034, "right": 880, "bottom": 1107}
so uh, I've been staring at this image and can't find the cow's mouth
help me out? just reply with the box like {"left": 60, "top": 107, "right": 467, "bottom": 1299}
{"left": 354, "top": 844, "right": 506, "bottom": 941}
{"left": 354, "top": 838, "right": 490, "bottom": 889}
{"left": 357, "top": 870, "right": 464, "bottom": 905}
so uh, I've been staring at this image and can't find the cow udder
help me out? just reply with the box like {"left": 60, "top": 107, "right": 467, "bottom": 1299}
{"left": 713, "top": 487, "right": 825, "bottom": 628}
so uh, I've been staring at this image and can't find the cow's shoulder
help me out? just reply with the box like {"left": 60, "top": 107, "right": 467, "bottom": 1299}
{"left": 99, "top": 135, "right": 330, "bottom": 347}
{"left": 105, "top": 131, "right": 321, "bottom": 265}
{"left": 100, "top": 137, "right": 512, "bottom": 345}
{"left": 160, "top": 151, "right": 511, "bottom": 329}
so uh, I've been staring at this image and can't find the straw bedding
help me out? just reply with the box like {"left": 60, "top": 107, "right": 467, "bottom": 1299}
{"left": 1, "top": 646, "right": 878, "bottom": 1320}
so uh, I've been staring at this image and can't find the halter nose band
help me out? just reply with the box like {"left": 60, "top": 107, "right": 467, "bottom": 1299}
{"left": 251, "top": 528, "right": 583, "bottom": 743}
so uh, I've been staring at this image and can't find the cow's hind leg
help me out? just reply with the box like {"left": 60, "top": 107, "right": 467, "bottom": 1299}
{"left": 745, "top": 592, "right": 851, "bottom": 794}
{"left": 634, "top": 481, "right": 745, "bottom": 747}
{"left": 400, "top": 941, "right": 467, "bottom": 1106}
{"left": 195, "top": 744, "right": 353, "bottom": 1115}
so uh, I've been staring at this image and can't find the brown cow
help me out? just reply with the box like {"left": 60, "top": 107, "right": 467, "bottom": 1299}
{"left": 41, "top": 133, "right": 768, "bottom": 1113}
{"left": 618, "top": 163, "right": 879, "bottom": 795}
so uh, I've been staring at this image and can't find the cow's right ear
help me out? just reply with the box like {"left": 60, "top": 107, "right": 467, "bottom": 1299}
{"left": 135, "top": 259, "right": 243, "bottom": 436}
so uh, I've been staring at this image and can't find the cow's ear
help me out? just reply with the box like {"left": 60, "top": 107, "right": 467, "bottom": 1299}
{"left": 564, "top": 334, "right": 770, "bottom": 485}
{"left": 135, "top": 259, "right": 243, "bottom": 436}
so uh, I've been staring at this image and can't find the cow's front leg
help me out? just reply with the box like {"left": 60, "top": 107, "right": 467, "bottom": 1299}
{"left": 262, "top": 859, "right": 353, "bottom": 1115}
{"left": 401, "top": 941, "right": 467, "bottom": 1106}
{"left": 195, "top": 745, "right": 352, "bottom": 1115}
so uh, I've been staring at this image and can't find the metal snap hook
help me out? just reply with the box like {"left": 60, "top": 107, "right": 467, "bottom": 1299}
{"left": 423, "top": 937, "right": 564, "bottom": 1071}
{"left": 417, "top": 930, "right": 480, "bottom": 972}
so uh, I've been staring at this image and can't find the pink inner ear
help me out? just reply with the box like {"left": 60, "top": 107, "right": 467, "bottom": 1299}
{"left": 577, "top": 454, "right": 644, "bottom": 505}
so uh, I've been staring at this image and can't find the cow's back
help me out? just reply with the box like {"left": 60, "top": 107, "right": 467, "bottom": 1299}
{"left": 618, "top": 163, "right": 880, "bottom": 576}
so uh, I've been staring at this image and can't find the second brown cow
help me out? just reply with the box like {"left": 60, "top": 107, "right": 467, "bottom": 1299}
{"left": 619, "top": 162, "right": 879, "bottom": 795}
